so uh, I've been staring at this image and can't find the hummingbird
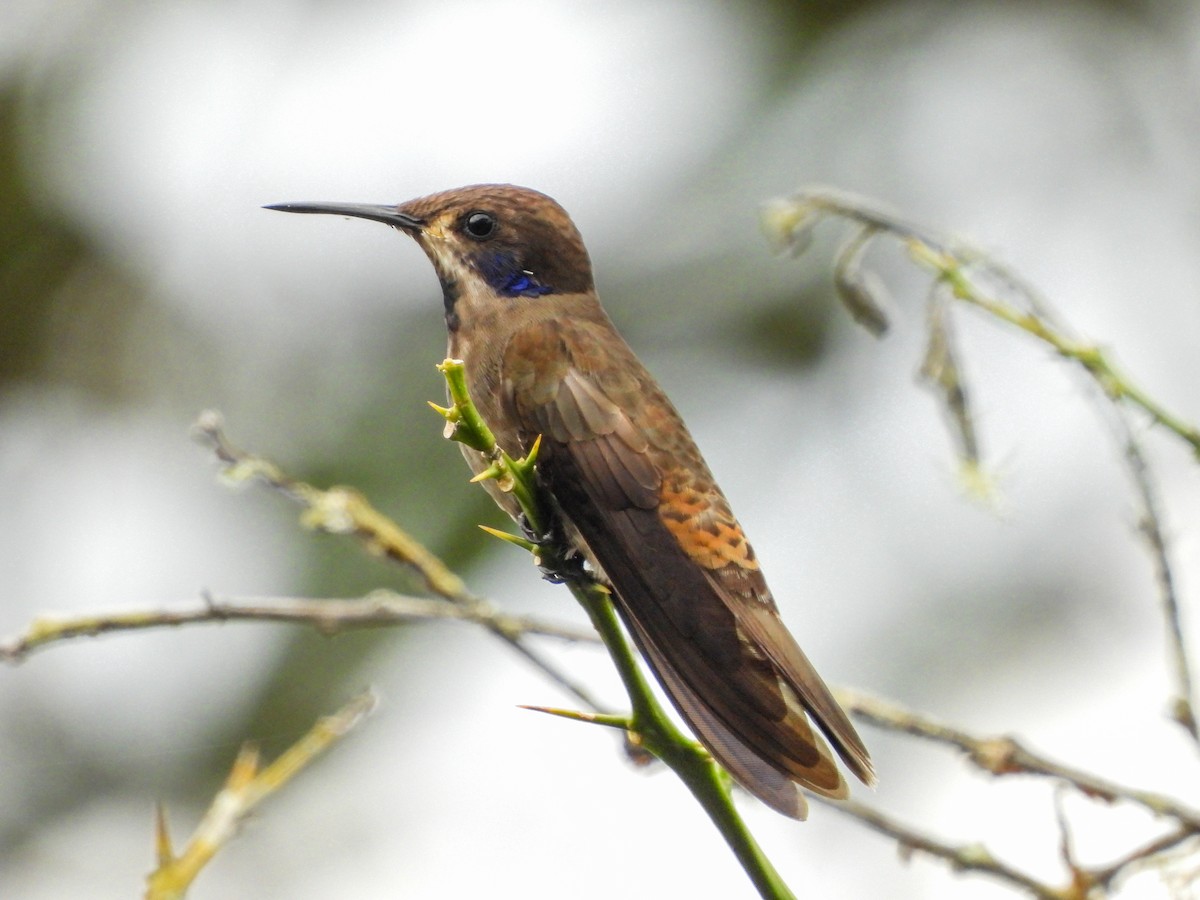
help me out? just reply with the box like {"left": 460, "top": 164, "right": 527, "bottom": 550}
{"left": 267, "top": 184, "right": 873, "bottom": 818}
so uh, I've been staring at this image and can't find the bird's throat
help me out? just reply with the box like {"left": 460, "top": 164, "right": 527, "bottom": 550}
{"left": 440, "top": 276, "right": 461, "bottom": 332}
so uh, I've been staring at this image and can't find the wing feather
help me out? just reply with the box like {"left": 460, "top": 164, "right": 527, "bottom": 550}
{"left": 502, "top": 317, "right": 872, "bottom": 814}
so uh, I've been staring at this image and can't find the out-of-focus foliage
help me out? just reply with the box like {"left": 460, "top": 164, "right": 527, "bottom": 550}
{"left": 3, "top": 1, "right": 1199, "bottom": 898}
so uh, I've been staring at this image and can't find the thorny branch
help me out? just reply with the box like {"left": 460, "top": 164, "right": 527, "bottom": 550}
{"left": 431, "top": 359, "right": 797, "bottom": 900}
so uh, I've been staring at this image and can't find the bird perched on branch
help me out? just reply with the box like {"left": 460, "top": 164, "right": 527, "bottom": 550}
{"left": 268, "top": 184, "right": 873, "bottom": 818}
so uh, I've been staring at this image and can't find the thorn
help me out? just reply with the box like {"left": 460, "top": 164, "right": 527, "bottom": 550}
{"left": 518, "top": 705, "right": 632, "bottom": 730}
{"left": 513, "top": 434, "right": 543, "bottom": 474}
{"left": 227, "top": 743, "right": 261, "bottom": 791}
{"left": 427, "top": 401, "right": 456, "bottom": 421}
{"left": 153, "top": 802, "right": 174, "bottom": 865}
{"left": 478, "top": 525, "right": 538, "bottom": 554}
{"left": 469, "top": 463, "right": 504, "bottom": 484}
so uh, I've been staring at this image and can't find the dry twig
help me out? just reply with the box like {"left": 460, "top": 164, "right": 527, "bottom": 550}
{"left": 764, "top": 187, "right": 1200, "bottom": 745}
{"left": 190, "top": 411, "right": 606, "bottom": 712}
{"left": 838, "top": 688, "right": 1200, "bottom": 829}
{"left": 0, "top": 591, "right": 595, "bottom": 663}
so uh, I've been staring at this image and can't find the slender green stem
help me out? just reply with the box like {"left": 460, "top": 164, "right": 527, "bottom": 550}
{"left": 567, "top": 579, "right": 796, "bottom": 900}
{"left": 437, "top": 359, "right": 496, "bottom": 453}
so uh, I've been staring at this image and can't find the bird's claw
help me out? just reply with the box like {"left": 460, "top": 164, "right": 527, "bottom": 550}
{"left": 534, "top": 544, "right": 587, "bottom": 584}
{"left": 515, "top": 513, "right": 588, "bottom": 584}
{"left": 517, "top": 512, "right": 554, "bottom": 545}
{"left": 536, "top": 558, "right": 567, "bottom": 583}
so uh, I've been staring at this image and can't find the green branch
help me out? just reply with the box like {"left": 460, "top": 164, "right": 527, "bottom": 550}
{"left": 433, "top": 358, "right": 797, "bottom": 900}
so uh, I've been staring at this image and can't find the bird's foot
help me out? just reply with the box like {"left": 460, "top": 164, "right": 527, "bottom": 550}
{"left": 517, "top": 512, "right": 553, "bottom": 545}
{"left": 534, "top": 544, "right": 588, "bottom": 585}
{"left": 518, "top": 513, "right": 588, "bottom": 585}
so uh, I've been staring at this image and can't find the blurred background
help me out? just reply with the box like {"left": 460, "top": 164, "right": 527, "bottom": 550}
{"left": 4, "top": 1, "right": 1200, "bottom": 897}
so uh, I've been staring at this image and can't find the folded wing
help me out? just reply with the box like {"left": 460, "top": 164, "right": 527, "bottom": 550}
{"left": 503, "top": 318, "right": 873, "bottom": 818}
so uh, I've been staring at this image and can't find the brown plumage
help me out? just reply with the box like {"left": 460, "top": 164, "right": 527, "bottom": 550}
{"left": 268, "top": 184, "right": 874, "bottom": 818}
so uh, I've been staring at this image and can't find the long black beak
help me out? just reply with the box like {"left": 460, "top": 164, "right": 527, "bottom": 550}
{"left": 264, "top": 202, "right": 423, "bottom": 231}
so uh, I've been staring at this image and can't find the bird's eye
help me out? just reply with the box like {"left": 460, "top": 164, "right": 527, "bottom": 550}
{"left": 464, "top": 211, "right": 497, "bottom": 239}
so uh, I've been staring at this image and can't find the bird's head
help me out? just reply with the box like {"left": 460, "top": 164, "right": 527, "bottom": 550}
{"left": 268, "top": 184, "right": 595, "bottom": 327}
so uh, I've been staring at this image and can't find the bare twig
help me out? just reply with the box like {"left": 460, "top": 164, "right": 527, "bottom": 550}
{"left": 1111, "top": 413, "right": 1197, "bottom": 739}
{"left": 0, "top": 591, "right": 596, "bottom": 663}
{"left": 191, "top": 410, "right": 467, "bottom": 597}
{"left": 820, "top": 781, "right": 1200, "bottom": 899}
{"left": 822, "top": 792, "right": 1200, "bottom": 900}
{"left": 815, "top": 796, "right": 1067, "bottom": 899}
{"left": 1087, "top": 827, "right": 1198, "bottom": 895}
{"left": 1051, "top": 786, "right": 1093, "bottom": 898}
{"left": 915, "top": 245, "right": 1200, "bottom": 744}
{"left": 766, "top": 190, "right": 1200, "bottom": 895}
{"left": 933, "top": 255, "right": 1197, "bottom": 739}
{"left": 145, "top": 690, "right": 376, "bottom": 899}
{"left": 763, "top": 188, "right": 1200, "bottom": 747}
{"left": 838, "top": 688, "right": 1200, "bottom": 830}
{"left": 190, "top": 411, "right": 607, "bottom": 713}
